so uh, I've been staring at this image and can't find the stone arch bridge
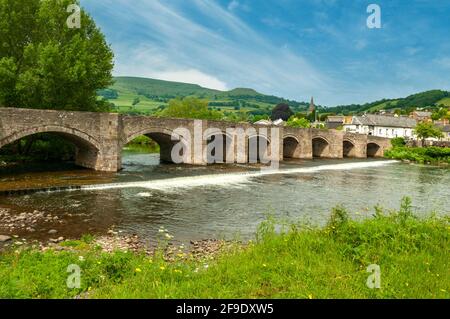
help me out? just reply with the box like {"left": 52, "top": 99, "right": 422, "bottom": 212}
{"left": 0, "top": 108, "right": 391, "bottom": 171}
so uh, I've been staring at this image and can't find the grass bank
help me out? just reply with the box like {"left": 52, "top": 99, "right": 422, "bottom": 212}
{"left": 385, "top": 146, "right": 450, "bottom": 165}
{"left": 123, "top": 135, "right": 160, "bottom": 153}
{"left": 0, "top": 198, "right": 448, "bottom": 299}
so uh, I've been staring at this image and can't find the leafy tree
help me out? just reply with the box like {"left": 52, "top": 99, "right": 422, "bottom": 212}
{"left": 224, "top": 110, "right": 249, "bottom": 123}
{"left": 98, "top": 89, "right": 118, "bottom": 100}
{"left": 160, "top": 97, "right": 222, "bottom": 120}
{"left": 431, "top": 108, "right": 449, "bottom": 121}
{"left": 0, "top": 0, "right": 114, "bottom": 111}
{"left": 286, "top": 117, "right": 311, "bottom": 128}
{"left": 271, "top": 103, "right": 293, "bottom": 121}
{"left": 132, "top": 97, "right": 140, "bottom": 106}
{"left": 414, "top": 122, "right": 443, "bottom": 145}
{"left": 293, "top": 112, "right": 307, "bottom": 119}
{"left": 252, "top": 115, "right": 270, "bottom": 123}
{"left": 391, "top": 137, "right": 406, "bottom": 148}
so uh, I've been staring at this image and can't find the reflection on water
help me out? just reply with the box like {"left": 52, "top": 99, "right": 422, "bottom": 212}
{"left": 0, "top": 151, "right": 449, "bottom": 244}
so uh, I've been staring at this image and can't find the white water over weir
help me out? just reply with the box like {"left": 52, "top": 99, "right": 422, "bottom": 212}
{"left": 81, "top": 160, "right": 398, "bottom": 193}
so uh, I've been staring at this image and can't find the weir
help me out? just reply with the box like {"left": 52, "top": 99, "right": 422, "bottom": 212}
{"left": 0, "top": 160, "right": 398, "bottom": 196}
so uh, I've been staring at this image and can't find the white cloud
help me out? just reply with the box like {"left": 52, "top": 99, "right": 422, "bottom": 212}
{"left": 112, "top": 45, "right": 228, "bottom": 90}
{"left": 227, "top": 0, "right": 250, "bottom": 12}
{"left": 227, "top": 0, "right": 239, "bottom": 11}
{"left": 86, "top": 0, "right": 330, "bottom": 103}
{"left": 151, "top": 69, "right": 228, "bottom": 91}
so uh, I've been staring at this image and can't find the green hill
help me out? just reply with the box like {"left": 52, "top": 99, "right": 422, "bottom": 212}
{"left": 325, "top": 90, "right": 450, "bottom": 115}
{"left": 97, "top": 77, "right": 310, "bottom": 115}
{"left": 98, "top": 77, "right": 449, "bottom": 117}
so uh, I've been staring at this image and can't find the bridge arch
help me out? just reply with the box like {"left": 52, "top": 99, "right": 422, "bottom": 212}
{"left": 312, "top": 136, "right": 331, "bottom": 158}
{"left": 248, "top": 134, "right": 270, "bottom": 163}
{"left": 205, "top": 131, "right": 234, "bottom": 164}
{"left": 343, "top": 139, "right": 356, "bottom": 158}
{"left": 367, "top": 142, "right": 382, "bottom": 157}
{"left": 123, "top": 127, "right": 191, "bottom": 164}
{"left": 283, "top": 135, "right": 299, "bottom": 158}
{"left": 0, "top": 125, "right": 102, "bottom": 170}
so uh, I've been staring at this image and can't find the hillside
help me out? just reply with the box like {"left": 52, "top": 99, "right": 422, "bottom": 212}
{"left": 324, "top": 90, "right": 450, "bottom": 115}
{"left": 97, "top": 77, "right": 310, "bottom": 116}
{"left": 98, "top": 77, "right": 450, "bottom": 117}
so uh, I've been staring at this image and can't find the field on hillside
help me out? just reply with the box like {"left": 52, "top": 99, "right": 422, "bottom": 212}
{"left": 99, "top": 77, "right": 308, "bottom": 115}
{"left": 437, "top": 97, "right": 450, "bottom": 106}
{"left": 367, "top": 100, "right": 399, "bottom": 112}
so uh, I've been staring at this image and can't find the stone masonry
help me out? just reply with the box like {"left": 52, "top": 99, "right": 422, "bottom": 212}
{"left": 0, "top": 108, "right": 392, "bottom": 171}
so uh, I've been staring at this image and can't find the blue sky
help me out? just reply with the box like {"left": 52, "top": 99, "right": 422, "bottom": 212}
{"left": 80, "top": 0, "right": 450, "bottom": 106}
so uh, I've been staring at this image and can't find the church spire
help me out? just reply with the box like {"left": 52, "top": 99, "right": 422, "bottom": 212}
{"left": 309, "top": 96, "right": 315, "bottom": 114}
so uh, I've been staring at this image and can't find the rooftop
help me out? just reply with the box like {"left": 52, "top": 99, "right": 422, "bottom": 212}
{"left": 351, "top": 114, "right": 417, "bottom": 128}
{"left": 437, "top": 124, "right": 450, "bottom": 132}
{"left": 412, "top": 111, "right": 432, "bottom": 117}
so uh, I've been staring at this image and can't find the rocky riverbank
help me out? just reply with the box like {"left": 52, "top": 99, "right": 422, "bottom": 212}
{"left": 0, "top": 209, "right": 237, "bottom": 262}
{"left": 0, "top": 207, "right": 64, "bottom": 233}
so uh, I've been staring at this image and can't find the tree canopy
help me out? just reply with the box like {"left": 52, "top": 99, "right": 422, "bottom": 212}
{"left": 286, "top": 117, "right": 311, "bottom": 128}
{"left": 0, "top": 0, "right": 114, "bottom": 111}
{"left": 159, "top": 97, "right": 222, "bottom": 120}
{"left": 271, "top": 103, "right": 293, "bottom": 121}
{"left": 414, "top": 122, "right": 443, "bottom": 143}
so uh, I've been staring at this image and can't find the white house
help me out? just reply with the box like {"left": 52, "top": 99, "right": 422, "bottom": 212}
{"left": 343, "top": 114, "right": 417, "bottom": 138}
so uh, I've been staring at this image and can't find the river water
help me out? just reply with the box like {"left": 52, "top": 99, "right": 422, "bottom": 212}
{"left": 0, "top": 151, "right": 449, "bottom": 244}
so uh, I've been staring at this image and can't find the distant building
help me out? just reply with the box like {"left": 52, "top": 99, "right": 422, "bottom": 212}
{"left": 254, "top": 119, "right": 285, "bottom": 126}
{"left": 343, "top": 114, "right": 417, "bottom": 138}
{"left": 437, "top": 125, "right": 450, "bottom": 141}
{"left": 434, "top": 119, "right": 450, "bottom": 125}
{"left": 273, "top": 119, "right": 285, "bottom": 126}
{"left": 326, "top": 115, "right": 344, "bottom": 129}
{"left": 325, "top": 116, "right": 353, "bottom": 129}
{"left": 410, "top": 111, "right": 432, "bottom": 122}
{"left": 254, "top": 119, "right": 272, "bottom": 126}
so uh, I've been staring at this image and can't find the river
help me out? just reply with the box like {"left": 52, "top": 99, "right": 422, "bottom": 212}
{"left": 0, "top": 151, "right": 449, "bottom": 244}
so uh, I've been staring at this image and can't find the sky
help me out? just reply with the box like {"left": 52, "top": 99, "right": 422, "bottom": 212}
{"left": 80, "top": 0, "right": 450, "bottom": 106}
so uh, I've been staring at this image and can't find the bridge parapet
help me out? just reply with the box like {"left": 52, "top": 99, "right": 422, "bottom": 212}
{"left": 0, "top": 108, "right": 121, "bottom": 171}
{"left": 0, "top": 108, "right": 393, "bottom": 171}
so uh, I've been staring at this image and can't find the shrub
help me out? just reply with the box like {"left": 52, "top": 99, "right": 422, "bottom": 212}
{"left": 286, "top": 117, "right": 311, "bottom": 128}
{"left": 391, "top": 137, "right": 406, "bottom": 147}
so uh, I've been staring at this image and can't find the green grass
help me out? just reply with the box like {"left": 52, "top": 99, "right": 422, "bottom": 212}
{"left": 385, "top": 146, "right": 450, "bottom": 164}
{"left": 437, "top": 97, "right": 450, "bottom": 107}
{"left": 0, "top": 199, "right": 448, "bottom": 299}
{"left": 367, "top": 100, "right": 399, "bottom": 112}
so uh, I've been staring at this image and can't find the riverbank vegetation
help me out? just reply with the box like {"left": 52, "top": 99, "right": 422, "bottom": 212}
{"left": 385, "top": 146, "right": 450, "bottom": 164}
{"left": 123, "top": 136, "right": 160, "bottom": 153}
{"left": 385, "top": 137, "right": 450, "bottom": 165}
{"left": 0, "top": 198, "right": 448, "bottom": 299}
{"left": 0, "top": 134, "right": 76, "bottom": 167}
